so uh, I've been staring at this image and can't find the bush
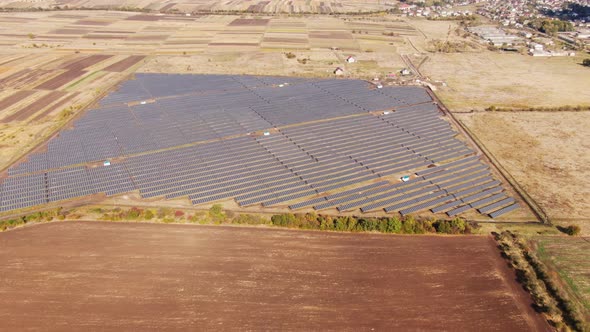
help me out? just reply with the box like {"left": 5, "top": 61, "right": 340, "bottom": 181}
{"left": 284, "top": 52, "right": 296, "bottom": 59}
{"left": 583, "top": 59, "right": 590, "bottom": 67}
{"left": 558, "top": 224, "right": 581, "bottom": 236}
{"left": 144, "top": 209, "right": 154, "bottom": 220}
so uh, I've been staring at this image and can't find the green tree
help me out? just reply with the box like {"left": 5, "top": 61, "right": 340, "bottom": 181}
{"left": 209, "top": 204, "right": 225, "bottom": 223}
{"left": 582, "top": 59, "right": 590, "bottom": 67}
{"left": 144, "top": 209, "right": 154, "bottom": 220}
{"left": 386, "top": 217, "right": 402, "bottom": 233}
{"left": 451, "top": 218, "right": 466, "bottom": 234}
{"left": 319, "top": 215, "right": 334, "bottom": 230}
{"left": 401, "top": 216, "right": 417, "bottom": 234}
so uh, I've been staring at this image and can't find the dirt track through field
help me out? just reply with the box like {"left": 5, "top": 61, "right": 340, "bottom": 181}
{"left": 0, "top": 222, "right": 550, "bottom": 331}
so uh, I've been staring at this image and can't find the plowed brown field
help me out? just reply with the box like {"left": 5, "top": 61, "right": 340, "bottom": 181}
{"left": 0, "top": 221, "right": 549, "bottom": 331}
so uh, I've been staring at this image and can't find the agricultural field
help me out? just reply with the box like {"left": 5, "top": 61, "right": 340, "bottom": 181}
{"left": 0, "top": 221, "right": 550, "bottom": 330}
{"left": 0, "top": 0, "right": 392, "bottom": 13}
{"left": 533, "top": 236, "right": 590, "bottom": 320}
{"left": 422, "top": 53, "right": 590, "bottom": 111}
{"left": 456, "top": 111, "right": 590, "bottom": 231}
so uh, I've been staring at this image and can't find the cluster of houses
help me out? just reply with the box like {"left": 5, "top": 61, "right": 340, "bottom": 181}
{"left": 477, "top": 0, "right": 589, "bottom": 27}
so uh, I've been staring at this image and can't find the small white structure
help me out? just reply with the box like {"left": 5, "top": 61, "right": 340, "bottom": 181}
{"left": 401, "top": 68, "right": 411, "bottom": 76}
{"left": 383, "top": 111, "right": 391, "bottom": 115}
{"left": 376, "top": 84, "right": 383, "bottom": 89}
{"left": 401, "top": 175, "right": 410, "bottom": 182}
{"left": 103, "top": 160, "right": 111, "bottom": 166}
{"left": 334, "top": 67, "right": 344, "bottom": 76}
{"left": 263, "top": 131, "right": 270, "bottom": 136}
{"left": 346, "top": 56, "right": 356, "bottom": 63}
{"left": 140, "top": 101, "right": 147, "bottom": 105}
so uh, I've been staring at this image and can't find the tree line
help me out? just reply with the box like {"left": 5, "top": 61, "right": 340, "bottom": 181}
{"left": 270, "top": 213, "right": 476, "bottom": 234}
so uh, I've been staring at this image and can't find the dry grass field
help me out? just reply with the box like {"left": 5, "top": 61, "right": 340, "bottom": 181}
{"left": 423, "top": 53, "right": 590, "bottom": 112}
{"left": 456, "top": 112, "right": 590, "bottom": 230}
{"left": 0, "top": 221, "right": 550, "bottom": 331}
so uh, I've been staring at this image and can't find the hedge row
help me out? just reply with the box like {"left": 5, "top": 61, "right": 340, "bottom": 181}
{"left": 269, "top": 213, "right": 476, "bottom": 234}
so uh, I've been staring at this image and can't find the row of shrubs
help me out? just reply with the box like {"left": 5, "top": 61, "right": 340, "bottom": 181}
{"left": 485, "top": 105, "right": 590, "bottom": 112}
{"left": 93, "top": 206, "right": 477, "bottom": 235}
{"left": 494, "top": 231, "right": 587, "bottom": 331}
{"left": 93, "top": 206, "right": 476, "bottom": 235}
{"left": 269, "top": 213, "right": 476, "bottom": 234}
{"left": 0, "top": 208, "right": 68, "bottom": 231}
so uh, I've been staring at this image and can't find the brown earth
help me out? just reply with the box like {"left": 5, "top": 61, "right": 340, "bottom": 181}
{"left": 34, "top": 70, "right": 86, "bottom": 90}
{"left": 1, "top": 91, "right": 67, "bottom": 123}
{"left": 0, "top": 90, "right": 35, "bottom": 112}
{"left": 31, "top": 92, "right": 80, "bottom": 122}
{"left": 0, "top": 221, "right": 550, "bottom": 331}
{"left": 229, "top": 18, "right": 270, "bottom": 26}
{"left": 61, "top": 54, "right": 113, "bottom": 71}
{"left": 102, "top": 55, "right": 146, "bottom": 72}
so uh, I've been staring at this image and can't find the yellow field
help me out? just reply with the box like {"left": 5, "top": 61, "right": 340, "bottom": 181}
{"left": 456, "top": 111, "right": 590, "bottom": 229}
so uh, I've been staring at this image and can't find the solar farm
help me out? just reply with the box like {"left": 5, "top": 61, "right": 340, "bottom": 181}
{"left": 0, "top": 74, "right": 521, "bottom": 219}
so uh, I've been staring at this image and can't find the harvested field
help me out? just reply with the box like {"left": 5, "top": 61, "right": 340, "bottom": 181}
{"left": 34, "top": 70, "right": 86, "bottom": 90}
{"left": 83, "top": 34, "right": 128, "bottom": 40}
{"left": 0, "top": 221, "right": 550, "bottom": 331}
{"left": 103, "top": 55, "right": 146, "bottom": 72}
{"left": 125, "top": 14, "right": 161, "bottom": 21}
{"left": 74, "top": 19, "right": 112, "bottom": 26}
{"left": 1, "top": 91, "right": 67, "bottom": 123}
{"left": 0, "top": 69, "right": 30, "bottom": 86}
{"left": 229, "top": 18, "right": 270, "bottom": 26}
{"left": 31, "top": 92, "right": 80, "bottom": 122}
{"left": 61, "top": 54, "right": 113, "bottom": 71}
{"left": 0, "top": 69, "right": 54, "bottom": 89}
{"left": 126, "top": 35, "right": 169, "bottom": 41}
{"left": 51, "top": 28, "right": 92, "bottom": 34}
{"left": 0, "top": 90, "right": 35, "bottom": 112}
{"left": 309, "top": 31, "right": 352, "bottom": 39}
{"left": 160, "top": 3, "right": 177, "bottom": 11}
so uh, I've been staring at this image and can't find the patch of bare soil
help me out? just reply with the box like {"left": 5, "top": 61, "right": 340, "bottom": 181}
{"left": 0, "top": 221, "right": 549, "bottom": 331}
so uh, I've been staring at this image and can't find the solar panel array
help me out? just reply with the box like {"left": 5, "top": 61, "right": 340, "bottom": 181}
{"left": 0, "top": 74, "right": 520, "bottom": 218}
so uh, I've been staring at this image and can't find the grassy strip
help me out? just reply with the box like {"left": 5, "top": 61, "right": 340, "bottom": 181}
{"left": 65, "top": 70, "right": 104, "bottom": 90}
{"left": 494, "top": 231, "right": 588, "bottom": 331}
